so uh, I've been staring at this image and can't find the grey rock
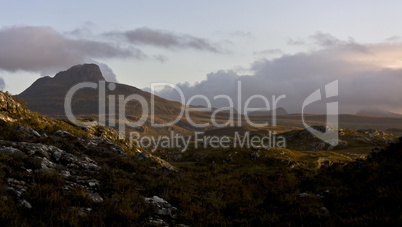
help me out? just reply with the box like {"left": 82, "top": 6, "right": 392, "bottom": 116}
{"left": 145, "top": 196, "right": 177, "bottom": 218}
{"left": 16, "top": 125, "right": 41, "bottom": 138}
{"left": 87, "top": 192, "right": 103, "bottom": 203}
{"left": 320, "top": 206, "right": 329, "bottom": 214}
{"left": 134, "top": 152, "right": 150, "bottom": 160}
{"left": 87, "top": 179, "right": 99, "bottom": 187}
{"left": 56, "top": 130, "right": 85, "bottom": 143}
{"left": 20, "top": 199, "right": 32, "bottom": 209}
{"left": 149, "top": 218, "right": 166, "bottom": 226}
{"left": 87, "top": 137, "right": 126, "bottom": 155}
{"left": 61, "top": 170, "right": 71, "bottom": 178}
{"left": 0, "top": 146, "right": 24, "bottom": 155}
{"left": 298, "top": 192, "right": 310, "bottom": 198}
{"left": 40, "top": 157, "right": 56, "bottom": 170}
{"left": 53, "top": 151, "right": 62, "bottom": 161}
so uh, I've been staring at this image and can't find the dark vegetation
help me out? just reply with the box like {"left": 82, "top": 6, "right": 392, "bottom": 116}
{"left": 0, "top": 118, "right": 401, "bottom": 225}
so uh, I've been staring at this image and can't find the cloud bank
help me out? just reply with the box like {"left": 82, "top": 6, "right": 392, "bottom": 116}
{"left": 105, "top": 27, "right": 222, "bottom": 53}
{"left": 153, "top": 33, "right": 402, "bottom": 114}
{"left": 0, "top": 25, "right": 222, "bottom": 84}
{"left": 0, "top": 26, "right": 142, "bottom": 80}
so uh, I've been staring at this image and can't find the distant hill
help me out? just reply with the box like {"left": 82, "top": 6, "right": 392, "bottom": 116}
{"left": 247, "top": 107, "right": 288, "bottom": 116}
{"left": 356, "top": 108, "right": 402, "bottom": 118}
{"left": 189, "top": 105, "right": 239, "bottom": 114}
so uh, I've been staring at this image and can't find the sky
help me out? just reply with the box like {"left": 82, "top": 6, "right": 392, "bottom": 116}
{"left": 0, "top": 1, "right": 402, "bottom": 114}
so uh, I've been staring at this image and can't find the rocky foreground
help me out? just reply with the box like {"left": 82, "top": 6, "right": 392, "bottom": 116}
{"left": 0, "top": 91, "right": 181, "bottom": 226}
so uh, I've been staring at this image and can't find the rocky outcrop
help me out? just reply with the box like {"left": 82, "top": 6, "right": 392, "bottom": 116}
{"left": 0, "top": 121, "right": 178, "bottom": 225}
{"left": 0, "top": 92, "right": 179, "bottom": 225}
{"left": 16, "top": 125, "right": 41, "bottom": 139}
{"left": 0, "top": 138, "right": 103, "bottom": 206}
{"left": 145, "top": 196, "right": 180, "bottom": 226}
{"left": 0, "top": 92, "right": 31, "bottom": 121}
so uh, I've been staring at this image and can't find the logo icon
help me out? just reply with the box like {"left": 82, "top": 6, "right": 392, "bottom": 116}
{"left": 302, "top": 80, "right": 339, "bottom": 146}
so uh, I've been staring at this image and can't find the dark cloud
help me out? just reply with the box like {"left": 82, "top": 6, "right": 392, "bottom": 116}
{"left": 0, "top": 25, "right": 224, "bottom": 84}
{"left": 0, "top": 26, "right": 145, "bottom": 76}
{"left": 106, "top": 27, "right": 222, "bottom": 53}
{"left": 153, "top": 35, "right": 402, "bottom": 114}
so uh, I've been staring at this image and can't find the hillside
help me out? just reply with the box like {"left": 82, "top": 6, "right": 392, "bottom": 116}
{"left": 1, "top": 90, "right": 401, "bottom": 225}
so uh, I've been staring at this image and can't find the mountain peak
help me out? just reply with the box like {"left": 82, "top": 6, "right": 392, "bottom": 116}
{"left": 53, "top": 64, "right": 106, "bottom": 83}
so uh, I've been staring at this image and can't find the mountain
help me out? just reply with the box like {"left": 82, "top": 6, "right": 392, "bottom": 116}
{"left": 356, "top": 108, "right": 402, "bottom": 118}
{"left": 17, "top": 64, "right": 193, "bottom": 135}
{"left": 16, "top": 64, "right": 277, "bottom": 135}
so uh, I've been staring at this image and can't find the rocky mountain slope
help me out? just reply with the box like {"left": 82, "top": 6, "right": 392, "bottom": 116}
{"left": 17, "top": 64, "right": 193, "bottom": 135}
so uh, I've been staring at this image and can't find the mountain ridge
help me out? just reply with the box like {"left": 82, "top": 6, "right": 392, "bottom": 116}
{"left": 356, "top": 108, "right": 402, "bottom": 118}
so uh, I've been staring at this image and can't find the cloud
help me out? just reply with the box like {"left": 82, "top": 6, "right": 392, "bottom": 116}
{"left": 287, "top": 38, "right": 305, "bottom": 46}
{"left": 229, "top": 31, "right": 253, "bottom": 38}
{"left": 385, "top": 36, "right": 402, "bottom": 42}
{"left": 0, "top": 26, "right": 145, "bottom": 79}
{"left": 64, "top": 21, "right": 97, "bottom": 38}
{"left": 106, "top": 27, "right": 222, "bottom": 53}
{"left": 253, "top": 49, "right": 284, "bottom": 56}
{"left": 0, "top": 77, "right": 5, "bottom": 91}
{"left": 0, "top": 25, "right": 225, "bottom": 84}
{"left": 89, "top": 61, "right": 118, "bottom": 82}
{"left": 153, "top": 55, "right": 168, "bottom": 63}
{"left": 153, "top": 34, "right": 402, "bottom": 114}
{"left": 309, "top": 32, "right": 341, "bottom": 47}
